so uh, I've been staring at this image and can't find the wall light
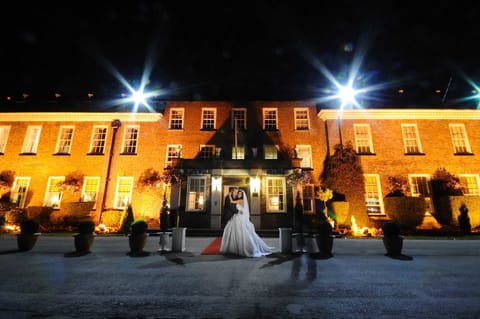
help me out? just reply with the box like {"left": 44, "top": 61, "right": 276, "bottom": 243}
{"left": 212, "top": 176, "right": 222, "bottom": 192}
{"left": 250, "top": 176, "right": 260, "bottom": 196}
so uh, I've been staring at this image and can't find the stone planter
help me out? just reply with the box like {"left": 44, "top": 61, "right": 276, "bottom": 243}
{"left": 74, "top": 233, "right": 95, "bottom": 253}
{"left": 382, "top": 235, "right": 403, "bottom": 257}
{"left": 315, "top": 234, "right": 334, "bottom": 257}
{"left": 278, "top": 227, "right": 292, "bottom": 253}
{"left": 17, "top": 233, "right": 41, "bottom": 251}
{"left": 128, "top": 233, "right": 150, "bottom": 257}
{"left": 171, "top": 227, "right": 187, "bottom": 252}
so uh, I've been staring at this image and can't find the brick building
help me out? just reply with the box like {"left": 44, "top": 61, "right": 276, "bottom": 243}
{"left": 1, "top": 102, "right": 479, "bottom": 230}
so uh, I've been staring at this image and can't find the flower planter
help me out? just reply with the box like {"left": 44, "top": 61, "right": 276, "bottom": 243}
{"left": 382, "top": 235, "right": 403, "bottom": 256}
{"left": 128, "top": 233, "right": 149, "bottom": 256}
{"left": 315, "top": 234, "right": 334, "bottom": 257}
{"left": 74, "top": 233, "right": 95, "bottom": 253}
{"left": 17, "top": 233, "right": 41, "bottom": 251}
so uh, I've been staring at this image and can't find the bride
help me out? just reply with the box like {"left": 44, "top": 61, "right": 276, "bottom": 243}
{"left": 220, "top": 189, "right": 272, "bottom": 257}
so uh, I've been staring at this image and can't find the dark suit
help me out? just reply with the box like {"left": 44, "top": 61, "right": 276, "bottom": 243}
{"left": 222, "top": 192, "right": 237, "bottom": 228}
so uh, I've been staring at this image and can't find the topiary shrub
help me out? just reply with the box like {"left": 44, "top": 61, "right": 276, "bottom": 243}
{"left": 384, "top": 197, "right": 425, "bottom": 231}
{"left": 130, "top": 219, "right": 148, "bottom": 234}
{"left": 458, "top": 203, "right": 471, "bottom": 235}
{"left": 20, "top": 219, "right": 40, "bottom": 234}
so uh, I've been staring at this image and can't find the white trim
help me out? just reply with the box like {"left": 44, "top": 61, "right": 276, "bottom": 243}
{"left": 0, "top": 112, "right": 162, "bottom": 122}
{"left": 318, "top": 109, "right": 480, "bottom": 120}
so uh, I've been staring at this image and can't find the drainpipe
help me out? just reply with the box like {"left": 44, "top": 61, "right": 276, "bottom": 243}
{"left": 99, "top": 119, "right": 121, "bottom": 223}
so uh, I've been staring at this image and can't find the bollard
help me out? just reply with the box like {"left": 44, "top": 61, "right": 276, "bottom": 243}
{"left": 278, "top": 227, "right": 292, "bottom": 253}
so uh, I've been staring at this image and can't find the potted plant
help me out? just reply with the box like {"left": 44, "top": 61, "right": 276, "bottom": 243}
{"left": 381, "top": 221, "right": 403, "bottom": 257}
{"left": 17, "top": 219, "right": 41, "bottom": 251}
{"left": 314, "top": 220, "right": 334, "bottom": 258}
{"left": 74, "top": 220, "right": 95, "bottom": 254}
{"left": 127, "top": 219, "right": 150, "bottom": 257}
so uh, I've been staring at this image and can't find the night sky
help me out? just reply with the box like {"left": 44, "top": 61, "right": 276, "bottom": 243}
{"left": 2, "top": 1, "right": 480, "bottom": 109}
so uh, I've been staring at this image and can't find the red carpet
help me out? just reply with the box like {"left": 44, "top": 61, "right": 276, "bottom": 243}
{"left": 201, "top": 237, "right": 222, "bottom": 255}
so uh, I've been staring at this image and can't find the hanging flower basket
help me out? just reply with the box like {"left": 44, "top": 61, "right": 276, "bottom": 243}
{"left": 57, "top": 171, "right": 84, "bottom": 193}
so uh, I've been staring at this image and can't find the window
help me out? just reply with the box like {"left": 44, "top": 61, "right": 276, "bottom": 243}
{"left": 294, "top": 108, "right": 309, "bottom": 130}
{"left": 114, "top": 177, "right": 133, "bottom": 209}
{"left": 263, "top": 145, "right": 278, "bottom": 159}
{"left": 409, "top": 174, "right": 433, "bottom": 214}
{"left": 295, "top": 145, "right": 312, "bottom": 168}
{"left": 44, "top": 176, "right": 64, "bottom": 208}
{"left": 122, "top": 125, "right": 139, "bottom": 154}
{"left": 89, "top": 126, "right": 108, "bottom": 154}
{"left": 22, "top": 126, "right": 41, "bottom": 154}
{"left": 201, "top": 108, "right": 216, "bottom": 130}
{"left": 354, "top": 124, "right": 374, "bottom": 154}
{"left": 199, "top": 145, "right": 215, "bottom": 159}
{"left": 266, "top": 177, "right": 286, "bottom": 212}
{"left": 0, "top": 126, "right": 11, "bottom": 154}
{"left": 459, "top": 174, "right": 480, "bottom": 195}
{"left": 232, "top": 108, "right": 247, "bottom": 130}
{"left": 170, "top": 108, "right": 184, "bottom": 129}
{"left": 401, "top": 124, "right": 422, "bottom": 154}
{"left": 232, "top": 146, "right": 245, "bottom": 159}
{"left": 302, "top": 184, "right": 315, "bottom": 214}
{"left": 165, "top": 144, "right": 182, "bottom": 166}
{"left": 186, "top": 176, "right": 206, "bottom": 211}
{"left": 449, "top": 124, "right": 471, "bottom": 154}
{"left": 263, "top": 108, "right": 278, "bottom": 130}
{"left": 10, "top": 177, "right": 30, "bottom": 208}
{"left": 55, "top": 126, "right": 74, "bottom": 154}
{"left": 81, "top": 176, "right": 100, "bottom": 205}
{"left": 364, "top": 174, "right": 383, "bottom": 215}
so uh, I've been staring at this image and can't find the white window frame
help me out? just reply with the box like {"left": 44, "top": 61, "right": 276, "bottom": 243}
{"left": 81, "top": 176, "right": 100, "bottom": 205}
{"left": 114, "top": 177, "right": 134, "bottom": 209}
{"left": 0, "top": 126, "right": 11, "bottom": 154}
{"left": 165, "top": 144, "right": 182, "bottom": 167}
{"left": 186, "top": 176, "right": 207, "bottom": 212}
{"left": 302, "top": 183, "right": 315, "bottom": 214}
{"left": 232, "top": 146, "right": 245, "bottom": 160}
{"left": 409, "top": 174, "right": 433, "bottom": 214}
{"left": 44, "top": 176, "right": 65, "bottom": 208}
{"left": 263, "top": 144, "right": 278, "bottom": 160}
{"left": 22, "top": 125, "right": 42, "bottom": 154}
{"left": 401, "top": 124, "right": 422, "bottom": 154}
{"left": 295, "top": 145, "right": 312, "bottom": 168}
{"left": 294, "top": 108, "right": 310, "bottom": 130}
{"left": 232, "top": 108, "right": 247, "bottom": 130}
{"left": 199, "top": 145, "right": 215, "bottom": 159}
{"left": 121, "top": 125, "right": 139, "bottom": 154}
{"left": 201, "top": 108, "right": 216, "bottom": 130}
{"left": 354, "top": 124, "right": 374, "bottom": 154}
{"left": 55, "top": 126, "right": 75, "bottom": 154}
{"left": 266, "top": 176, "right": 286, "bottom": 213}
{"left": 10, "top": 177, "right": 30, "bottom": 208}
{"left": 364, "top": 174, "right": 383, "bottom": 215}
{"left": 169, "top": 108, "right": 184, "bottom": 130}
{"left": 459, "top": 174, "right": 480, "bottom": 196}
{"left": 263, "top": 108, "right": 278, "bottom": 130}
{"left": 89, "top": 126, "right": 108, "bottom": 154}
{"left": 449, "top": 124, "right": 472, "bottom": 154}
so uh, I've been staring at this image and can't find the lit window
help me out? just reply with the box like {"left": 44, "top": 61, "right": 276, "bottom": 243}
{"left": 409, "top": 174, "right": 433, "bottom": 214}
{"left": 364, "top": 174, "right": 383, "bottom": 215}
{"left": 449, "top": 124, "right": 471, "bottom": 154}
{"left": 81, "top": 177, "right": 100, "bottom": 206}
{"left": 22, "top": 126, "right": 41, "bottom": 154}
{"left": 294, "top": 108, "right": 309, "bottom": 130}
{"left": 232, "top": 146, "right": 245, "bottom": 159}
{"left": 263, "top": 108, "right": 278, "bottom": 130}
{"left": 122, "top": 126, "right": 139, "bottom": 154}
{"left": 266, "top": 177, "right": 286, "bottom": 212}
{"left": 295, "top": 145, "right": 312, "bottom": 168}
{"left": 354, "top": 124, "right": 374, "bottom": 154}
{"left": 401, "top": 124, "right": 422, "bottom": 154}
{"left": 186, "top": 176, "right": 206, "bottom": 211}
{"left": 44, "top": 176, "right": 64, "bottom": 208}
{"left": 170, "top": 108, "right": 184, "bottom": 129}
{"left": 0, "top": 126, "right": 11, "bottom": 154}
{"left": 232, "top": 108, "right": 247, "bottom": 130}
{"left": 459, "top": 174, "right": 480, "bottom": 195}
{"left": 10, "top": 177, "right": 30, "bottom": 208}
{"left": 202, "top": 108, "right": 216, "bottom": 130}
{"left": 55, "top": 126, "right": 74, "bottom": 154}
{"left": 263, "top": 145, "right": 278, "bottom": 159}
{"left": 166, "top": 144, "right": 182, "bottom": 166}
{"left": 199, "top": 145, "right": 215, "bottom": 159}
{"left": 302, "top": 184, "right": 315, "bottom": 214}
{"left": 114, "top": 177, "right": 133, "bottom": 209}
{"left": 89, "top": 126, "right": 108, "bottom": 154}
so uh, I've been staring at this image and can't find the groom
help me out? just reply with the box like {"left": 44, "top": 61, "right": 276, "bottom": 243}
{"left": 222, "top": 187, "right": 238, "bottom": 228}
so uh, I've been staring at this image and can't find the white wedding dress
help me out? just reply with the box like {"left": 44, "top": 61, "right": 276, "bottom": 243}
{"left": 220, "top": 190, "right": 272, "bottom": 257}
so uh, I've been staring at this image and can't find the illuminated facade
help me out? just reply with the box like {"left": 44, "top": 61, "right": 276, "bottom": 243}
{"left": 1, "top": 103, "right": 480, "bottom": 229}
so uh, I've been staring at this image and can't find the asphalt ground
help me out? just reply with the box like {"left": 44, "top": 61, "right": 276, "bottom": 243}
{"left": 0, "top": 234, "right": 479, "bottom": 319}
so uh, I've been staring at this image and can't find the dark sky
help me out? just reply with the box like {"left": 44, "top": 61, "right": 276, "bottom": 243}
{"left": 2, "top": 1, "right": 480, "bottom": 109}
